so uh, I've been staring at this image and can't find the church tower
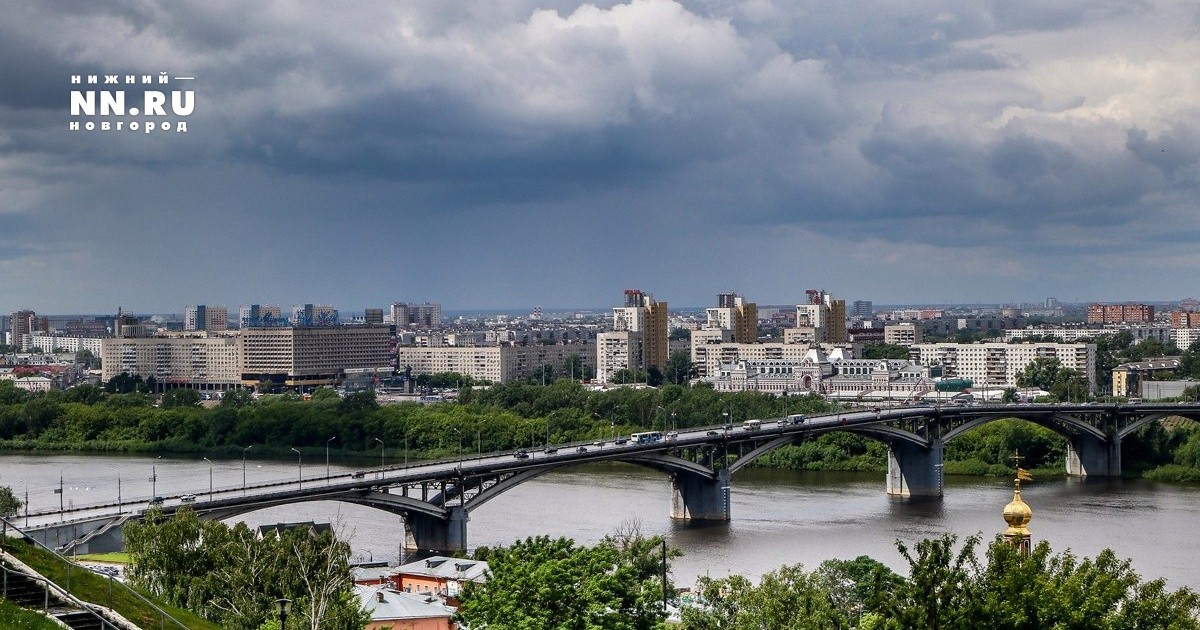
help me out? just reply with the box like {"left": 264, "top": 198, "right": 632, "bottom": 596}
{"left": 1001, "top": 452, "right": 1034, "bottom": 555}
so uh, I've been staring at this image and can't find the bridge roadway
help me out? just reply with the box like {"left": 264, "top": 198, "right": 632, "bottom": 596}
{"left": 11, "top": 401, "right": 1200, "bottom": 555}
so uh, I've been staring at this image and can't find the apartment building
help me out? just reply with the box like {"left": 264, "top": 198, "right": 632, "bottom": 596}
{"left": 1170, "top": 311, "right": 1200, "bottom": 329}
{"left": 184, "top": 305, "right": 229, "bottom": 332}
{"left": 910, "top": 342, "right": 1097, "bottom": 393}
{"left": 705, "top": 293, "right": 758, "bottom": 344}
{"left": 241, "top": 325, "right": 391, "bottom": 388}
{"left": 596, "top": 290, "right": 667, "bottom": 382}
{"left": 391, "top": 302, "right": 443, "bottom": 329}
{"left": 238, "top": 305, "right": 284, "bottom": 328}
{"left": 100, "top": 335, "right": 242, "bottom": 390}
{"left": 396, "top": 343, "right": 595, "bottom": 383}
{"left": 883, "top": 322, "right": 923, "bottom": 346}
{"left": 1087, "top": 303, "right": 1155, "bottom": 324}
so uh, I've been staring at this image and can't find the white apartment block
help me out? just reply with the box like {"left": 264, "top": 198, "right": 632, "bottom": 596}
{"left": 100, "top": 336, "right": 242, "bottom": 390}
{"left": 27, "top": 334, "right": 104, "bottom": 355}
{"left": 597, "top": 330, "right": 643, "bottom": 383}
{"left": 397, "top": 344, "right": 596, "bottom": 383}
{"left": 1172, "top": 328, "right": 1200, "bottom": 350}
{"left": 910, "top": 342, "right": 1097, "bottom": 393}
{"left": 693, "top": 342, "right": 855, "bottom": 382}
{"left": 241, "top": 325, "right": 391, "bottom": 388}
{"left": 1005, "top": 325, "right": 1172, "bottom": 345}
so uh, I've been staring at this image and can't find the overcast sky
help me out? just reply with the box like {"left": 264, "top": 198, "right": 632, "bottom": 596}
{"left": 2, "top": 0, "right": 1198, "bottom": 314}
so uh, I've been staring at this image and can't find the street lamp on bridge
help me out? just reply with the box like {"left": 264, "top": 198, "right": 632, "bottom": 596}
{"left": 375, "top": 437, "right": 385, "bottom": 479}
{"left": 326, "top": 436, "right": 337, "bottom": 481}
{"left": 290, "top": 447, "right": 303, "bottom": 490}
{"left": 202, "top": 457, "right": 213, "bottom": 501}
{"left": 242, "top": 445, "right": 253, "bottom": 494}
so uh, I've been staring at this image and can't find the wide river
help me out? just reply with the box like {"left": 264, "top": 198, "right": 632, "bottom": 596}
{"left": 3, "top": 453, "right": 1198, "bottom": 591}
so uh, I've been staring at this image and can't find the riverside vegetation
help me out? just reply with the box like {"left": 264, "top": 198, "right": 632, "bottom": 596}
{"left": 0, "top": 374, "right": 1199, "bottom": 482}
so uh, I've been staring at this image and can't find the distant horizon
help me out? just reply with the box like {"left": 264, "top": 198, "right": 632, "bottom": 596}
{"left": 6, "top": 297, "right": 1198, "bottom": 322}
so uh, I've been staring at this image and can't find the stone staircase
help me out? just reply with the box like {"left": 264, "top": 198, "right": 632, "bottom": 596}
{"left": 2, "top": 562, "right": 124, "bottom": 629}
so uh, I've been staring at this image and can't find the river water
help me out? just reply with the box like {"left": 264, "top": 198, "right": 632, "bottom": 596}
{"left": 3, "top": 453, "right": 1198, "bottom": 591}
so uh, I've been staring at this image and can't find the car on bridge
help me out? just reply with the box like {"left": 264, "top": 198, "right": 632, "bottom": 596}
{"left": 514, "top": 450, "right": 530, "bottom": 459}
{"left": 544, "top": 447, "right": 559, "bottom": 454}
{"left": 351, "top": 470, "right": 367, "bottom": 479}
{"left": 180, "top": 494, "right": 196, "bottom": 503}
{"left": 148, "top": 496, "right": 165, "bottom": 506}
{"left": 707, "top": 430, "right": 720, "bottom": 436}
{"left": 788, "top": 414, "right": 807, "bottom": 425}
{"left": 614, "top": 437, "right": 629, "bottom": 445}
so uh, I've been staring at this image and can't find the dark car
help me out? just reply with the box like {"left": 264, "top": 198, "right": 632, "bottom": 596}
{"left": 149, "top": 496, "right": 165, "bottom": 506}
{"left": 544, "top": 447, "right": 559, "bottom": 454}
{"left": 706, "top": 430, "right": 719, "bottom": 436}
{"left": 514, "top": 450, "right": 530, "bottom": 460}
{"left": 577, "top": 446, "right": 589, "bottom": 453}
{"left": 351, "top": 470, "right": 367, "bottom": 479}
{"left": 614, "top": 438, "right": 629, "bottom": 445}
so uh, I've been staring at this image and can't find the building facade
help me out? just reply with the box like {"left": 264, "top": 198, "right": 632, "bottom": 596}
{"left": 1087, "top": 303, "right": 1155, "bottom": 324}
{"left": 396, "top": 343, "right": 595, "bottom": 383}
{"left": 241, "top": 325, "right": 391, "bottom": 388}
{"left": 184, "top": 305, "right": 229, "bottom": 332}
{"left": 100, "top": 335, "right": 243, "bottom": 390}
{"left": 910, "top": 342, "right": 1098, "bottom": 393}
{"left": 391, "top": 302, "right": 443, "bottom": 329}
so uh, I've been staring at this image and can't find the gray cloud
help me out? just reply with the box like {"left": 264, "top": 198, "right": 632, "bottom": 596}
{"left": 1, "top": 0, "right": 1198, "bottom": 311}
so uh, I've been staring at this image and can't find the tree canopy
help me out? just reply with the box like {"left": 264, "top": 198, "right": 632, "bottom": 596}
{"left": 124, "top": 508, "right": 367, "bottom": 630}
{"left": 456, "top": 533, "right": 674, "bottom": 630}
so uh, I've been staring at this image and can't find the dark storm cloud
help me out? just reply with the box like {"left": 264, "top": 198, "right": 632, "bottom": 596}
{"left": 1, "top": 0, "right": 1198, "bottom": 310}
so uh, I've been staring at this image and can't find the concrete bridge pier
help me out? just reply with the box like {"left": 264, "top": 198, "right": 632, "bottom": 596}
{"left": 1065, "top": 434, "right": 1121, "bottom": 477}
{"left": 403, "top": 507, "right": 468, "bottom": 554}
{"left": 670, "top": 468, "right": 731, "bottom": 521}
{"left": 886, "top": 439, "right": 944, "bottom": 498}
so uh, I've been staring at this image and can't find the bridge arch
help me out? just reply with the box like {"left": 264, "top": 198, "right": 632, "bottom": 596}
{"left": 941, "top": 412, "right": 1106, "bottom": 444}
{"left": 1117, "top": 411, "right": 1200, "bottom": 440}
{"left": 195, "top": 489, "right": 449, "bottom": 523}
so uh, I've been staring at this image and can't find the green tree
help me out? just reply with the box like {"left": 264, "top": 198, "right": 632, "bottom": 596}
{"left": 456, "top": 535, "right": 670, "bottom": 630}
{"left": 683, "top": 565, "right": 848, "bottom": 629}
{"left": 220, "top": 389, "right": 254, "bottom": 409}
{"left": 0, "top": 481, "right": 22, "bottom": 517}
{"left": 665, "top": 350, "right": 696, "bottom": 385}
{"left": 160, "top": 388, "right": 202, "bottom": 409}
{"left": 124, "top": 508, "right": 366, "bottom": 630}
{"left": 862, "top": 343, "right": 912, "bottom": 360}
{"left": 1015, "top": 357, "right": 1089, "bottom": 401}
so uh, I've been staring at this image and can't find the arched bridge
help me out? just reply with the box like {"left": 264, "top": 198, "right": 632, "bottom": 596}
{"left": 15, "top": 402, "right": 1200, "bottom": 555}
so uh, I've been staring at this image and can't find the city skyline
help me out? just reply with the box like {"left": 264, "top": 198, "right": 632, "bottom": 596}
{"left": 3, "top": 1, "right": 1198, "bottom": 313}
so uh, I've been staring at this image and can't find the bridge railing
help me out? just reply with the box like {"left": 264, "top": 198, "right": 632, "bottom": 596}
{"left": 2, "top": 517, "right": 191, "bottom": 630}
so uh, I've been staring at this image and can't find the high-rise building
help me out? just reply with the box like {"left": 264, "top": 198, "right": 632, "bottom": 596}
{"left": 238, "top": 305, "right": 284, "bottom": 328}
{"left": 10, "top": 310, "right": 49, "bottom": 350}
{"left": 792, "top": 290, "right": 847, "bottom": 344}
{"left": 364, "top": 308, "right": 385, "bottom": 324}
{"left": 706, "top": 293, "right": 758, "bottom": 343}
{"left": 391, "top": 302, "right": 442, "bottom": 329}
{"left": 597, "top": 289, "right": 668, "bottom": 381}
{"left": 184, "top": 305, "right": 228, "bottom": 332}
{"left": 1169, "top": 310, "right": 1200, "bottom": 329}
{"left": 1086, "top": 303, "right": 1154, "bottom": 324}
{"left": 291, "top": 303, "right": 339, "bottom": 326}
{"left": 851, "top": 300, "right": 874, "bottom": 318}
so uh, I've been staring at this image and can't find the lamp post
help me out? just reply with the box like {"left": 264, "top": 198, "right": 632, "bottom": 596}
{"left": 326, "top": 436, "right": 337, "bottom": 481}
{"left": 57, "top": 470, "right": 65, "bottom": 520}
{"left": 375, "top": 437, "right": 385, "bottom": 479}
{"left": 202, "top": 457, "right": 213, "bottom": 501}
{"left": 290, "top": 448, "right": 302, "bottom": 490}
{"left": 241, "top": 445, "right": 253, "bottom": 494}
{"left": 150, "top": 456, "right": 161, "bottom": 498}
{"left": 275, "top": 598, "right": 292, "bottom": 630}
